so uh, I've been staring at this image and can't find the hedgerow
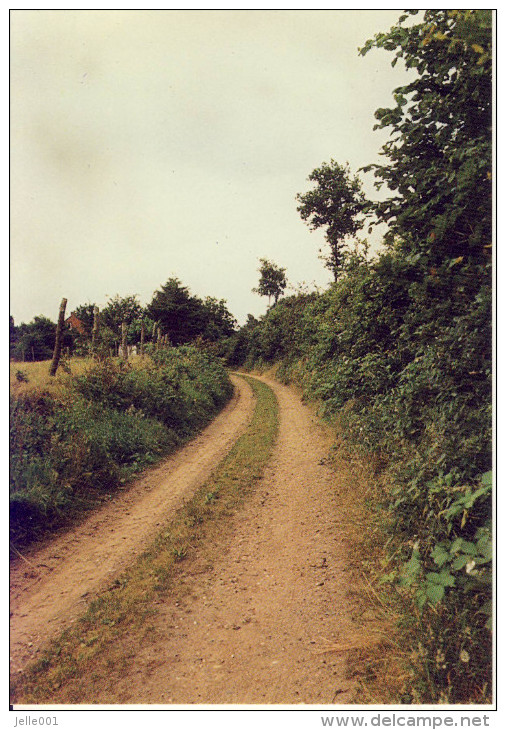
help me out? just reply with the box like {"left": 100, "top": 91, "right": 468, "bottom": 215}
{"left": 10, "top": 348, "right": 233, "bottom": 547}
{"left": 227, "top": 9, "right": 492, "bottom": 703}
{"left": 229, "top": 246, "right": 492, "bottom": 702}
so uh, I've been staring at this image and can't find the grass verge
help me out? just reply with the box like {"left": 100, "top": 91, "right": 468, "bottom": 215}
{"left": 11, "top": 375, "right": 278, "bottom": 705}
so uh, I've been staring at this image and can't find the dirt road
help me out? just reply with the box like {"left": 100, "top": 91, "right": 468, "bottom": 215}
{"left": 10, "top": 374, "right": 255, "bottom": 674}
{"left": 100, "top": 375, "right": 363, "bottom": 704}
{"left": 11, "top": 374, "right": 369, "bottom": 704}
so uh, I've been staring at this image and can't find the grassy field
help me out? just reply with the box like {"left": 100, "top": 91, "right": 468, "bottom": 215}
{"left": 10, "top": 358, "right": 92, "bottom": 395}
{"left": 9, "top": 356, "right": 152, "bottom": 394}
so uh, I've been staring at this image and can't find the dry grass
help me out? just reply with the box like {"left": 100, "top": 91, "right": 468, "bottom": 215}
{"left": 322, "top": 442, "right": 412, "bottom": 705}
{"left": 10, "top": 355, "right": 152, "bottom": 395}
{"left": 9, "top": 358, "right": 91, "bottom": 395}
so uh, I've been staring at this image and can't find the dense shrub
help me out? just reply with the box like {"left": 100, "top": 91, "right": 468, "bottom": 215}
{"left": 228, "top": 246, "right": 492, "bottom": 703}
{"left": 10, "top": 348, "right": 233, "bottom": 546}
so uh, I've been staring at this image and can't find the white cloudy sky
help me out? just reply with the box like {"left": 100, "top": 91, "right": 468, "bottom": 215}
{"left": 10, "top": 9, "right": 416, "bottom": 325}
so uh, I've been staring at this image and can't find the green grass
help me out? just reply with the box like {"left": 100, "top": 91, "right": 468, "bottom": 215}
{"left": 11, "top": 375, "right": 279, "bottom": 705}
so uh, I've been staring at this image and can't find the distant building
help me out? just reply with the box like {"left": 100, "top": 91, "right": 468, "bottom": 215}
{"left": 65, "top": 313, "right": 87, "bottom": 335}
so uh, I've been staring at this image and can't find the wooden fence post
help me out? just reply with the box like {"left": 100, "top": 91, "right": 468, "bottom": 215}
{"left": 121, "top": 321, "right": 128, "bottom": 360}
{"left": 92, "top": 306, "right": 100, "bottom": 353}
{"left": 49, "top": 298, "right": 67, "bottom": 377}
{"left": 140, "top": 321, "right": 145, "bottom": 356}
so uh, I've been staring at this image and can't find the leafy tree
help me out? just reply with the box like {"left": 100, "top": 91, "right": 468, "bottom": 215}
{"left": 201, "top": 297, "right": 237, "bottom": 340}
{"left": 73, "top": 303, "right": 97, "bottom": 335}
{"left": 147, "top": 279, "right": 205, "bottom": 345}
{"left": 127, "top": 315, "right": 156, "bottom": 347}
{"left": 101, "top": 294, "right": 143, "bottom": 333}
{"left": 11, "top": 316, "right": 64, "bottom": 361}
{"left": 146, "top": 278, "right": 235, "bottom": 345}
{"left": 296, "top": 160, "right": 366, "bottom": 281}
{"left": 9, "top": 316, "right": 18, "bottom": 358}
{"left": 252, "top": 258, "right": 287, "bottom": 306}
{"left": 360, "top": 10, "right": 492, "bottom": 262}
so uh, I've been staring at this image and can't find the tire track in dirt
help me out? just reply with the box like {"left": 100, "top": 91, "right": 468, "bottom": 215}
{"left": 10, "top": 375, "right": 255, "bottom": 674}
{"left": 88, "top": 374, "right": 364, "bottom": 705}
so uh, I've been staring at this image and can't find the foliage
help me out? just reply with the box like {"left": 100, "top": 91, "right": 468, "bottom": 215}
{"left": 101, "top": 294, "right": 143, "bottom": 332}
{"left": 360, "top": 10, "right": 492, "bottom": 262}
{"left": 200, "top": 296, "right": 237, "bottom": 340}
{"left": 252, "top": 258, "right": 288, "bottom": 307}
{"left": 230, "top": 241, "right": 491, "bottom": 702}
{"left": 10, "top": 315, "right": 72, "bottom": 362}
{"left": 296, "top": 160, "right": 366, "bottom": 281}
{"left": 146, "top": 277, "right": 236, "bottom": 345}
{"left": 73, "top": 303, "right": 97, "bottom": 334}
{"left": 10, "top": 348, "right": 233, "bottom": 547}
{"left": 10, "top": 315, "right": 18, "bottom": 358}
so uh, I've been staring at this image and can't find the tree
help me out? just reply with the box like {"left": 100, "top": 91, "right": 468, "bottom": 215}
{"left": 9, "top": 316, "right": 18, "bottom": 359}
{"left": 11, "top": 315, "right": 62, "bottom": 362}
{"left": 101, "top": 294, "right": 143, "bottom": 332}
{"left": 201, "top": 297, "right": 237, "bottom": 340}
{"left": 147, "top": 278, "right": 204, "bottom": 345}
{"left": 252, "top": 259, "right": 287, "bottom": 307}
{"left": 359, "top": 10, "right": 492, "bottom": 262}
{"left": 73, "top": 303, "right": 97, "bottom": 335}
{"left": 146, "top": 278, "right": 236, "bottom": 345}
{"left": 296, "top": 160, "right": 366, "bottom": 281}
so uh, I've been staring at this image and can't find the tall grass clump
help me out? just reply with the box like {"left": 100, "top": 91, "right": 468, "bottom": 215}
{"left": 10, "top": 347, "right": 233, "bottom": 547}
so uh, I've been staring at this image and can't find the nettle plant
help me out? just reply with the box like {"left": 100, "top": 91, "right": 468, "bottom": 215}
{"left": 399, "top": 471, "right": 492, "bottom": 618}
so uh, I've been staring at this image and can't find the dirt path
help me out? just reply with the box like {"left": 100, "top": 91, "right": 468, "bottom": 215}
{"left": 87, "top": 375, "right": 365, "bottom": 705}
{"left": 10, "top": 374, "right": 255, "bottom": 674}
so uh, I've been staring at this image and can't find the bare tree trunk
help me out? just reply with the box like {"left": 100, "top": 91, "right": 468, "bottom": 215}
{"left": 121, "top": 321, "right": 128, "bottom": 360}
{"left": 49, "top": 298, "right": 67, "bottom": 377}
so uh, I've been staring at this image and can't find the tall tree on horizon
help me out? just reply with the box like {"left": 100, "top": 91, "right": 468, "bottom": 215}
{"left": 296, "top": 160, "right": 366, "bottom": 282}
{"left": 252, "top": 258, "right": 287, "bottom": 307}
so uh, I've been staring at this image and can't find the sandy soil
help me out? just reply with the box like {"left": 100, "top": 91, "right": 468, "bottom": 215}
{"left": 10, "top": 374, "right": 255, "bottom": 674}
{"left": 86, "top": 375, "right": 366, "bottom": 705}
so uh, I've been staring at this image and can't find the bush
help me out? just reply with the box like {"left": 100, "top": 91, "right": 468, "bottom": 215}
{"left": 10, "top": 348, "right": 233, "bottom": 546}
{"left": 227, "top": 248, "right": 491, "bottom": 703}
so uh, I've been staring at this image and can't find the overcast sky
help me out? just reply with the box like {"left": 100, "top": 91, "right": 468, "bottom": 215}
{"left": 10, "top": 9, "right": 416, "bottom": 326}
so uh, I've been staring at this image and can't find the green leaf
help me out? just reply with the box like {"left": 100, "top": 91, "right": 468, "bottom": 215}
{"left": 431, "top": 544, "right": 450, "bottom": 566}
{"left": 427, "top": 570, "right": 455, "bottom": 587}
{"left": 452, "top": 554, "right": 470, "bottom": 570}
{"left": 481, "top": 470, "right": 492, "bottom": 486}
{"left": 425, "top": 582, "right": 445, "bottom": 604}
